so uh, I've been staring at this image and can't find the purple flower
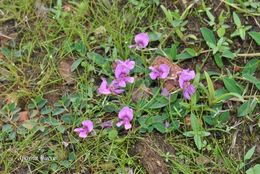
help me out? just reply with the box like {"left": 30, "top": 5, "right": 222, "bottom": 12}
{"left": 114, "top": 74, "right": 134, "bottom": 87}
{"left": 183, "top": 83, "right": 195, "bottom": 100}
{"left": 149, "top": 64, "right": 170, "bottom": 80}
{"left": 101, "top": 120, "right": 113, "bottom": 129}
{"left": 74, "top": 120, "right": 93, "bottom": 138}
{"left": 115, "top": 59, "right": 135, "bottom": 78}
{"left": 116, "top": 106, "right": 133, "bottom": 130}
{"left": 98, "top": 78, "right": 112, "bottom": 95}
{"left": 178, "top": 69, "right": 196, "bottom": 100}
{"left": 129, "top": 33, "right": 149, "bottom": 49}
{"left": 98, "top": 78, "right": 124, "bottom": 95}
{"left": 178, "top": 69, "right": 195, "bottom": 89}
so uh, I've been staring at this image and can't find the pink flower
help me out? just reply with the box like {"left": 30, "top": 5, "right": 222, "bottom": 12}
{"left": 98, "top": 78, "right": 124, "bottom": 95}
{"left": 74, "top": 120, "right": 93, "bottom": 138}
{"left": 116, "top": 106, "right": 133, "bottom": 130}
{"left": 114, "top": 74, "right": 134, "bottom": 87}
{"left": 115, "top": 59, "right": 135, "bottom": 78}
{"left": 149, "top": 64, "right": 170, "bottom": 80}
{"left": 114, "top": 59, "right": 135, "bottom": 87}
{"left": 178, "top": 69, "right": 196, "bottom": 100}
{"left": 129, "top": 33, "right": 149, "bottom": 49}
{"left": 98, "top": 78, "right": 112, "bottom": 95}
{"left": 183, "top": 83, "right": 195, "bottom": 100}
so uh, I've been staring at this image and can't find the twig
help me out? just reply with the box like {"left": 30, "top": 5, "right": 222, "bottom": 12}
{"left": 0, "top": 32, "right": 14, "bottom": 40}
{"left": 253, "top": 17, "right": 260, "bottom": 28}
{"left": 237, "top": 53, "right": 260, "bottom": 57}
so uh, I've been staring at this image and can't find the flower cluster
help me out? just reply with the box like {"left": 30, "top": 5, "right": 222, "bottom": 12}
{"left": 98, "top": 59, "right": 135, "bottom": 95}
{"left": 74, "top": 33, "right": 196, "bottom": 139}
{"left": 149, "top": 64, "right": 170, "bottom": 80}
{"left": 178, "top": 69, "right": 196, "bottom": 100}
{"left": 74, "top": 106, "right": 134, "bottom": 138}
{"left": 149, "top": 64, "right": 196, "bottom": 100}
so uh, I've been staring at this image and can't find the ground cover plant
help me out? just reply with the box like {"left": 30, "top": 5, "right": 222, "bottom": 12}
{"left": 0, "top": 0, "right": 259, "bottom": 173}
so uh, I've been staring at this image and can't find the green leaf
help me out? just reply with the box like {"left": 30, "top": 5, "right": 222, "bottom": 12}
{"left": 61, "top": 114, "right": 73, "bottom": 124}
{"left": 108, "top": 129, "right": 118, "bottom": 140}
{"left": 204, "top": 71, "right": 215, "bottom": 104}
{"left": 87, "top": 52, "right": 106, "bottom": 67}
{"left": 153, "top": 123, "right": 166, "bottom": 133}
{"left": 214, "top": 92, "right": 244, "bottom": 103}
{"left": 243, "top": 74, "right": 260, "bottom": 90}
{"left": 246, "top": 164, "right": 260, "bottom": 174}
{"left": 242, "top": 59, "right": 258, "bottom": 76}
{"left": 249, "top": 32, "right": 260, "bottom": 45}
{"left": 233, "top": 12, "right": 241, "bottom": 27}
{"left": 214, "top": 53, "right": 224, "bottom": 68}
{"left": 22, "top": 120, "right": 37, "bottom": 130}
{"left": 200, "top": 27, "right": 216, "bottom": 46}
{"left": 185, "top": 48, "right": 197, "bottom": 57}
{"left": 149, "top": 96, "right": 169, "bottom": 109}
{"left": 71, "top": 58, "right": 83, "bottom": 72}
{"left": 217, "top": 27, "right": 226, "bottom": 37}
{"left": 165, "top": 44, "right": 177, "bottom": 60}
{"left": 244, "top": 145, "right": 256, "bottom": 161}
{"left": 148, "top": 32, "right": 162, "bottom": 41}
{"left": 223, "top": 77, "right": 243, "bottom": 95}
{"left": 160, "top": 5, "right": 173, "bottom": 24}
{"left": 2, "top": 124, "right": 13, "bottom": 133}
{"left": 237, "top": 98, "right": 257, "bottom": 117}
{"left": 45, "top": 117, "right": 61, "bottom": 126}
{"left": 56, "top": 125, "right": 66, "bottom": 133}
{"left": 222, "top": 50, "right": 235, "bottom": 59}
{"left": 52, "top": 108, "right": 65, "bottom": 116}
{"left": 190, "top": 113, "right": 201, "bottom": 131}
{"left": 60, "top": 160, "right": 71, "bottom": 168}
{"left": 194, "top": 135, "right": 202, "bottom": 150}
{"left": 40, "top": 106, "right": 53, "bottom": 115}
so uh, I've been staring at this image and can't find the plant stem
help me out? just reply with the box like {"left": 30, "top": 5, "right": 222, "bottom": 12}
{"left": 237, "top": 53, "right": 260, "bottom": 57}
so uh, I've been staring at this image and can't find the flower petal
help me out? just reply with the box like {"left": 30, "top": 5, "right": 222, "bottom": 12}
{"left": 116, "top": 121, "right": 124, "bottom": 127}
{"left": 119, "top": 106, "right": 133, "bottom": 120}
{"left": 98, "top": 78, "right": 111, "bottom": 95}
{"left": 74, "top": 127, "right": 84, "bottom": 133}
{"left": 124, "top": 121, "right": 132, "bottom": 130}
{"left": 179, "top": 69, "right": 196, "bottom": 82}
{"left": 125, "top": 76, "right": 134, "bottom": 83}
{"left": 82, "top": 120, "right": 94, "bottom": 132}
{"left": 79, "top": 131, "right": 88, "bottom": 138}
{"left": 159, "top": 64, "right": 170, "bottom": 79}
{"left": 134, "top": 33, "right": 149, "bottom": 48}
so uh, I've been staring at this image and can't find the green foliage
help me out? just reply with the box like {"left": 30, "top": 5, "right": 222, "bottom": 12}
{"left": 183, "top": 114, "right": 210, "bottom": 150}
{"left": 249, "top": 32, "right": 260, "bottom": 45}
{"left": 231, "top": 12, "right": 252, "bottom": 40}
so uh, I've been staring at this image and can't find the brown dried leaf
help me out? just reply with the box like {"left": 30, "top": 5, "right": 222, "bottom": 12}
{"left": 152, "top": 56, "right": 183, "bottom": 92}
{"left": 0, "top": 52, "right": 3, "bottom": 60}
{"left": 19, "top": 111, "right": 29, "bottom": 122}
{"left": 59, "top": 59, "right": 76, "bottom": 84}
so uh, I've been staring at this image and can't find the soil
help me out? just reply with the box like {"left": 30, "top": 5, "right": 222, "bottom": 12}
{"left": 129, "top": 134, "right": 175, "bottom": 174}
